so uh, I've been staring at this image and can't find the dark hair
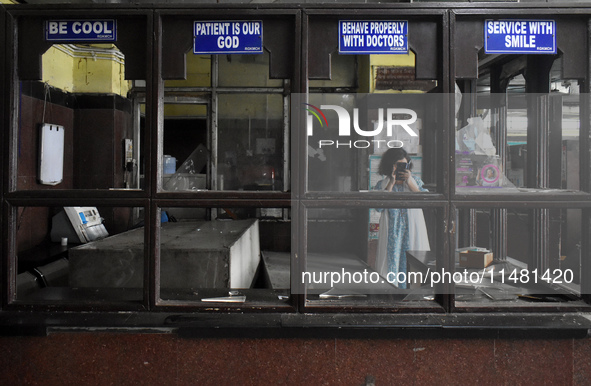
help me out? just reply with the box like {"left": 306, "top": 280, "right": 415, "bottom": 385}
{"left": 378, "top": 148, "right": 410, "bottom": 176}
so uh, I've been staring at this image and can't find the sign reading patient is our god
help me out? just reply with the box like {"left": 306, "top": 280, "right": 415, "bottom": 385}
{"left": 46, "top": 20, "right": 116, "bottom": 41}
{"left": 485, "top": 20, "right": 556, "bottom": 54}
{"left": 339, "top": 20, "right": 408, "bottom": 54}
{"left": 194, "top": 21, "right": 263, "bottom": 54}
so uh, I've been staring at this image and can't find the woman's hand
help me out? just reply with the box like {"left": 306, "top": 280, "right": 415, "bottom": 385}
{"left": 390, "top": 166, "right": 398, "bottom": 181}
{"left": 403, "top": 170, "right": 421, "bottom": 192}
{"left": 386, "top": 169, "right": 419, "bottom": 192}
{"left": 384, "top": 166, "right": 397, "bottom": 191}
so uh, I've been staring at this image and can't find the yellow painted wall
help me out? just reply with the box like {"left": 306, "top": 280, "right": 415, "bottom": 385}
{"left": 164, "top": 52, "right": 279, "bottom": 89}
{"left": 371, "top": 52, "right": 416, "bottom": 67}
{"left": 218, "top": 93, "right": 283, "bottom": 120}
{"left": 163, "top": 53, "right": 283, "bottom": 119}
{"left": 218, "top": 52, "right": 282, "bottom": 88}
{"left": 366, "top": 51, "right": 422, "bottom": 94}
{"left": 42, "top": 46, "right": 75, "bottom": 92}
{"left": 310, "top": 52, "right": 419, "bottom": 93}
{"left": 41, "top": 44, "right": 131, "bottom": 96}
{"left": 165, "top": 54, "right": 211, "bottom": 88}
{"left": 164, "top": 104, "right": 207, "bottom": 118}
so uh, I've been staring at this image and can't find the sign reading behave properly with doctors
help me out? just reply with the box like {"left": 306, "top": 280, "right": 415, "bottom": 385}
{"left": 485, "top": 20, "right": 556, "bottom": 54}
{"left": 46, "top": 20, "right": 116, "bottom": 41}
{"left": 339, "top": 20, "right": 408, "bottom": 54}
{"left": 194, "top": 21, "right": 263, "bottom": 54}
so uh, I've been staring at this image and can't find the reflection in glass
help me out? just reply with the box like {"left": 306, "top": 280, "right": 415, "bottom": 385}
{"left": 15, "top": 206, "right": 144, "bottom": 303}
{"left": 371, "top": 148, "right": 430, "bottom": 289}
{"left": 303, "top": 206, "right": 440, "bottom": 307}
{"left": 302, "top": 93, "right": 439, "bottom": 193}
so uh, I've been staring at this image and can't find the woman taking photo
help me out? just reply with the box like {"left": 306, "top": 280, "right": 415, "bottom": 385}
{"left": 373, "top": 148, "right": 430, "bottom": 289}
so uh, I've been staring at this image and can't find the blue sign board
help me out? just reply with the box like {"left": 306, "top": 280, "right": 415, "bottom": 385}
{"left": 46, "top": 20, "right": 116, "bottom": 42}
{"left": 339, "top": 20, "right": 408, "bottom": 54}
{"left": 485, "top": 20, "right": 556, "bottom": 54}
{"left": 194, "top": 21, "right": 263, "bottom": 54}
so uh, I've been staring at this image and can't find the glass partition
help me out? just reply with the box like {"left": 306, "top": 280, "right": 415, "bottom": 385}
{"left": 16, "top": 43, "right": 145, "bottom": 191}
{"left": 217, "top": 93, "right": 285, "bottom": 191}
{"left": 304, "top": 15, "right": 443, "bottom": 195}
{"left": 301, "top": 93, "right": 441, "bottom": 193}
{"left": 301, "top": 205, "right": 443, "bottom": 309}
{"left": 161, "top": 98, "right": 209, "bottom": 192}
{"left": 454, "top": 206, "right": 588, "bottom": 308}
{"left": 159, "top": 15, "right": 293, "bottom": 193}
{"left": 298, "top": 14, "right": 446, "bottom": 311}
{"left": 455, "top": 91, "right": 584, "bottom": 194}
{"left": 156, "top": 206, "right": 290, "bottom": 305}
{"left": 454, "top": 16, "right": 589, "bottom": 196}
{"left": 15, "top": 205, "right": 145, "bottom": 303}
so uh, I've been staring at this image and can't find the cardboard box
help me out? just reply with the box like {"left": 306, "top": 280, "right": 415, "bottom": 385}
{"left": 459, "top": 250, "right": 493, "bottom": 268}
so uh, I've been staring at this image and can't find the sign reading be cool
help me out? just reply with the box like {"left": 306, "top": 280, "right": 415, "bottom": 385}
{"left": 46, "top": 20, "right": 116, "bottom": 41}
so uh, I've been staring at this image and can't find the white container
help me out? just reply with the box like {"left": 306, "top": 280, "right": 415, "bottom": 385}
{"left": 163, "top": 155, "right": 176, "bottom": 174}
